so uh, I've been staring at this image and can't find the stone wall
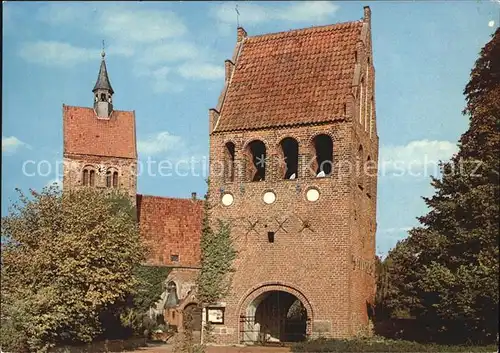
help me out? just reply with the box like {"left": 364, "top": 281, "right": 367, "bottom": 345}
{"left": 63, "top": 153, "right": 137, "bottom": 203}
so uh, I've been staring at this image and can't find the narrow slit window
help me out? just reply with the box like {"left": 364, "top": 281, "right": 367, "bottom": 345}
{"left": 112, "top": 171, "right": 118, "bottom": 188}
{"left": 366, "top": 156, "right": 372, "bottom": 197}
{"left": 225, "top": 142, "right": 236, "bottom": 182}
{"left": 89, "top": 170, "right": 96, "bottom": 187}
{"left": 170, "top": 254, "right": 179, "bottom": 262}
{"left": 365, "top": 69, "right": 369, "bottom": 131}
{"left": 83, "top": 169, "right": 89, "bottom": 186}
{"left": 267, "top": 232, "right": 275, "bottom": 243}
{"left": 358, "top": 145, "right": 364, "bottom": 190}
{"left": 369, "top": 98, "right": 374, "bottom": 138}
{"left": 106, "top": 171, "right": 112, "bottom": 188}
{"left": 359, "top": 79, "right": 364, "bottom": 125}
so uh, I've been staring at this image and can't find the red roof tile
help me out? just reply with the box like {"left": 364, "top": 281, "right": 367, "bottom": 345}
{"left": 136, "top": 195, "right": 203, "bottom": 267}
{"left": 63, "top": 105, "right": 136, "bottom": 159}
{"left": 214, "top": 21, "right": 364, "bottom": 132}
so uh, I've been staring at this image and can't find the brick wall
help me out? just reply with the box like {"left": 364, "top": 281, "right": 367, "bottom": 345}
{"left": 137, "top": 195, "right": 203, "bottom": 268}
{"left": 349, "top": 13, "right": 378, "bottom": 336}
{"left": 207, "top": 118, "right": 378, "bottom": 343}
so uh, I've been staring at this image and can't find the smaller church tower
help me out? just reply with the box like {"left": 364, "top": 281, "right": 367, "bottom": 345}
{"left": 62, "top": 50, "right": 137, "bottom": 203}
{"left": 92, "top": 50, "right": 114, "bottom": 118}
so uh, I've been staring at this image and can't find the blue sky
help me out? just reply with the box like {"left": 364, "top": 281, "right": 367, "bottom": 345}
{"left": 2, "top": 1, "right": 499, "bottom": 255}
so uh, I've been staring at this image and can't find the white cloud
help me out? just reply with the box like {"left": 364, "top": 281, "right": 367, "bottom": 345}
{"left": 101, "top": 8, "right": 187, "bottom": 43}
{"left": 136, "top": 131, "right": 208, "bottom": 173}
{"left": 212, "top": 1, "right": 339, "bottom": 26}
{"left": 134, "top": 66, "right": 184, "bottom": 94}
{"left": 177, "top": 62, "right": 224, "bottom": 80}
{"left": 31, "top": 3, "right": 221, "bottom": 84}
{"left": 279, "top": 1, "right": 340, "bottom": 22}
{"left": 2, "top": 136, "right": 31, "bottom": 155}
{"left": 37, "top": 4, "right": 187, "bottom": 44}
{"left": 18, "top": 41, "right": 99, "bottom": 67}
{"left": 37, "top": 3, "right": 92, "bottom": 25}
{"left": 138, "top": 42, "right": 199, "bottom": 66}
{"left": 137, "top": 131, "right": 184, "bottom": 156}
{"left": 213, "top": 2, "right": 270, "bottom": 25}
{"left": 106, "top": 44, "right": 135, "bottom": 58}
{"left": 379, "top": 139, "right": 458, "bottom": 175}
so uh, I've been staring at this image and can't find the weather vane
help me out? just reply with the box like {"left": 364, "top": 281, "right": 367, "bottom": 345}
{"left": 101, "top": 39, "right": 106, "bottom": 58}
{"left": 235, "top": 4, "right": 240, "bottom": 28}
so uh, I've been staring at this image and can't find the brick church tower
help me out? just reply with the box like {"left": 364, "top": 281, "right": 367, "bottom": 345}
{"left": 62, "top": 49, "right": 137, "bottom": 201}
{"left": 206, "top": 6, "right": 378, "bottom": 343}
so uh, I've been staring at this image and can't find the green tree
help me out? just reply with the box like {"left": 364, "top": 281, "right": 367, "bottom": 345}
{"left": 381, "top": 29, "right": 499, "bottom": 344}
{"left": 118, "top": 265, "right": 171, "bottom": 338}
{"left": 0, "top": 186, "right": 145, "bottom": 351}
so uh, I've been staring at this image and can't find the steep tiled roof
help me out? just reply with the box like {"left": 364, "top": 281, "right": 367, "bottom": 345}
{"left": 137, "top": 195, "right": 203, "bottom": 267}
{"left": 214, "top": 21, "right": 364, "bottom": 132}
{"left": 63, "top": 105, "right": 136, "bottom": 159}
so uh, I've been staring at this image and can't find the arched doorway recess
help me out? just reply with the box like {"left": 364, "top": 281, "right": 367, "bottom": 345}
{"left": 239, "top": 285, "right": 312, "bottom": 344}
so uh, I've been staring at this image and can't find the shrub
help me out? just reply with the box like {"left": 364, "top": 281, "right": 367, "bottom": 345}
{"left": 291, "top": 337, "right": 497, "bottom": 352}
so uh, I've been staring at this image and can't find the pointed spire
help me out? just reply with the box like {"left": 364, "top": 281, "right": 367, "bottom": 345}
{"left": 92, "top": 43, "right": 114, "bottom": 95}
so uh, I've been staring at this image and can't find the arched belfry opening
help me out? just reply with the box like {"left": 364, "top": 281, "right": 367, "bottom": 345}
{"left": 246, "top": 140, "right": 266, "bottom": 182}
{"left": 280, "top": 138, "right": 299, "bottom": 179}
{"left": 312, "top": 134, "right": 333, "bottom": 177}
{"left": 241, "top": 291, "right": 308, "bottom": 344}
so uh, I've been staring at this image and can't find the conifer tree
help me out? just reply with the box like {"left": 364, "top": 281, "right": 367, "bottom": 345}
{"left": 382, "top": 29, "right": 499, "bottom": 343}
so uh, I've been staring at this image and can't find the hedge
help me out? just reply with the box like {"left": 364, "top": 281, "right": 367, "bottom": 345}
{"left": 291, "top": 338, "right": 497, "bottom": 352}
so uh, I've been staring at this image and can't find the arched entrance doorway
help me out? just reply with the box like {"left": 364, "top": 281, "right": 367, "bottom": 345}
{"left": 241, "top": 291, "right": 308, "bottom": 344}
{"left": 182, "top": 303, "right": 202, "bottom": 343}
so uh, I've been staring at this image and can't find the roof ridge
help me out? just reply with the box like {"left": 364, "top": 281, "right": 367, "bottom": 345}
{"left": 137, "top": 194, "right": 204, "bottom": 202}
{"left": 64, "top": 105, "right": 134, "bottom": 114}
{"left": 246, "top": 19, "right": 363, "bottom": 41}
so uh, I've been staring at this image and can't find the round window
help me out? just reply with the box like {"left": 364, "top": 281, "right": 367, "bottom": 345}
{"left": 306, "top": 188, "right": 320, "bottom": 202}
{"left": 263, "top": 191, "right": 276, "bottom": 204}
{"left": 221, "top": 193, "right": 234, "bottom": 206}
